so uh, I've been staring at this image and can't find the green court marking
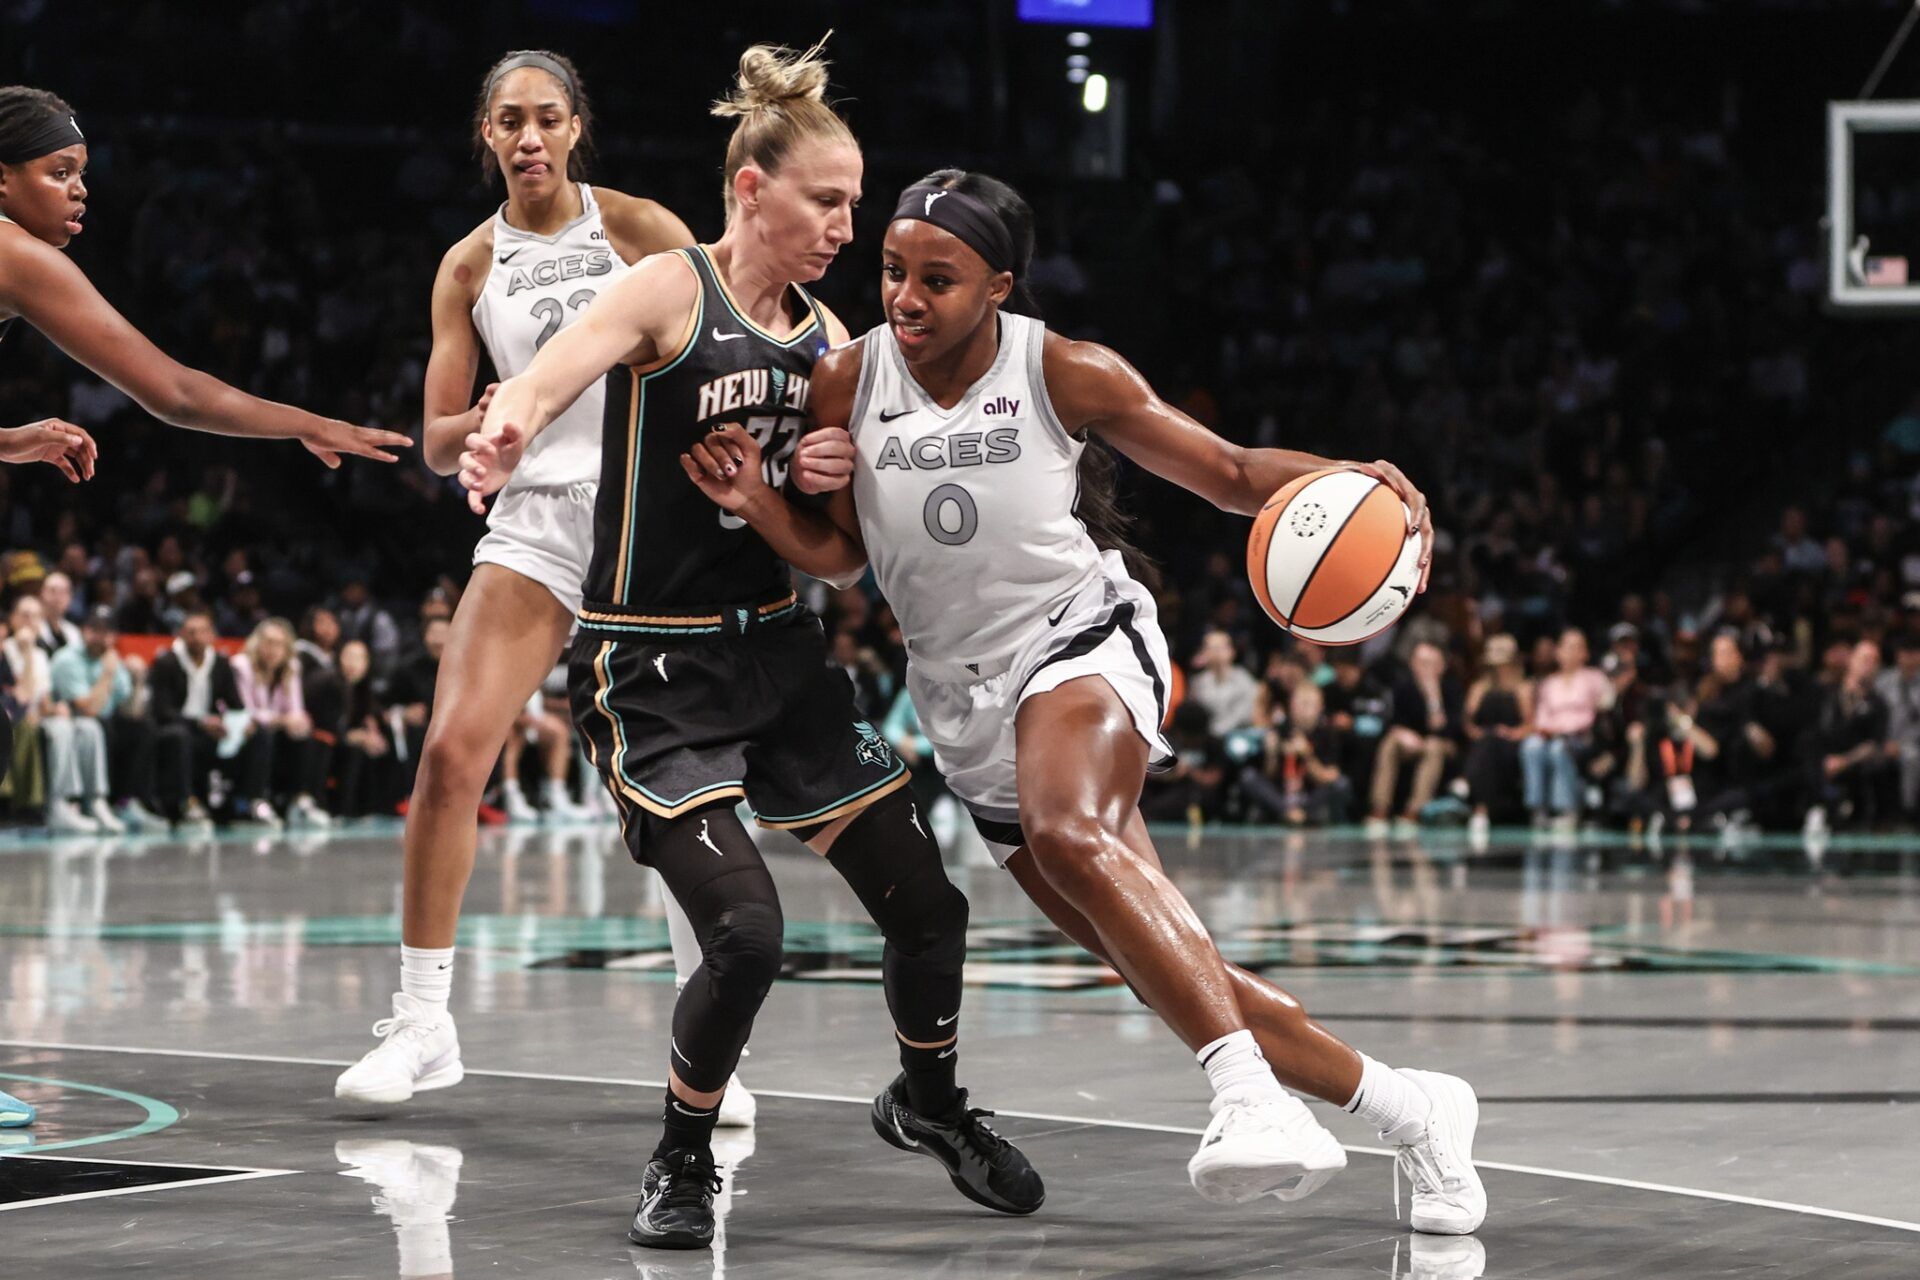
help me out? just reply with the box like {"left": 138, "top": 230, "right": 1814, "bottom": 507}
{"left": 0, "top": 1071, "right": 180, "bottom": 1154}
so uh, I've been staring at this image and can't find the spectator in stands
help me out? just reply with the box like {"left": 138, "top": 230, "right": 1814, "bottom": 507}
{"left": 48, "top": 607, "right": 165, "bottom": 833}
{"left": 1522, "top": 626, "right": 1614, "bottom": 831}
{"left": 1463, "top": 633, "right": 1530, "bottom": 841}
{"left": 499, "top": 663, "right": 588, "bottom": 824}
{"left": 0, "top": 598, "right": 49, "bottom": 815}
{"left": 1875, "top": 634, "right": 1920, "bottom": 821}
{"left": 1324, "top": 649, "right": 1389, "bottom": 800}
{"left": 386, "top": 615, "right": 448, "bottom": 787}
{"left": 1367, "top": 639, "right": 1463, "bottom": 835}
{"left": 1189, "top": 628, "right": 1260, "bottom": 737}
{"left": 115, "top": 567, "right": 167, "bottom": 635}
{"left": 1141, "top": 701, "right": 1228, "bottom": 823}
{"left": 1241, "top": 682, "right": 1351, "bottom": 825}
{"left": 1804, "top": 640, "right": 1892, "bottom": 833}
{"left": 829, "top": 627, "right": 890, "bottom": 721}
{"left": 148, "top": 609, "right": 244, "bottom": 831}
{"left": 1775, "top": 506, "right": 1826, "bottom": 575}
{"left": 32, "top": 571, "right": 81, "bottom": 656}
{"left": 232, "top": 616, "right": 330, "bottom": 828}
{"left": 331, "top": 639, "right": 395, "bottom": 819}
{"left": 335, "top": 577, "right": 400, "bottom": 675}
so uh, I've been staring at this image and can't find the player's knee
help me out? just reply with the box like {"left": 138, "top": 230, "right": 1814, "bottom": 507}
{"left": 701, "top": 900, "right": 784, "bottom": 1004}
{"left": 885, "top": 869, "right": 969, "bottom": 962}
{"left": 415, "top": 720, "right": 492, "bottom": 802}
{"left": 1025, "top": 813, "right": 1124, "bottom": 900}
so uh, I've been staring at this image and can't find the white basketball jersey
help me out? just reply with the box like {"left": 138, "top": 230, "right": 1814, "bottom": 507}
{"left": 851, "top": 312, "right": 1105, "bottom": 672}
{"left": 471, "top": 184, "right": 630, "bottom": 489}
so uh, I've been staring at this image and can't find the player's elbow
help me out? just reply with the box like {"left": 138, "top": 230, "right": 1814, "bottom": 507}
{"left": 819, "top": 557, "right": 868, "bottom": 591}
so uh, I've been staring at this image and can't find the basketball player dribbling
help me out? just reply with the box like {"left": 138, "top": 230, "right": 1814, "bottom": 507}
{"left": 686, "top": 170, "right": 1488, "bottom": 1236}
{"left": 330, "top": 50, "right": 761, "bottom": 1127}
{"left": 457, "top": 42, "right": 1042, "bottom": 1250}
{"left": 0, "top": 85, "right": 411, "bottom": 1130}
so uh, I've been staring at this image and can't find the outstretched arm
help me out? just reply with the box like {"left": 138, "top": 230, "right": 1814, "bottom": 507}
{"left": 2, "top": 236, "right": 409, "bottom": 468}
{"left": 463, "top": 251, "right": 697, "bottom": 512}
{"left": 1043, "top": 334, "right": 1435, "bottom": 591}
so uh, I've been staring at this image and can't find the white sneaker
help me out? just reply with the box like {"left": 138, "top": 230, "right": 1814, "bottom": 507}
{"left": 502, "top": 783, "right": 540, "bottom": 824}
{"left": 182, "top": 798, "right": 215, "bottom": 831}
{"left": 334, "top": 993, "right": 464, "bottom": 1105}
{"left": 288, "top": 794, "right": 333, "bottom": 829}
{"left": 543, "top": 791, "right": 593, "bottom": 825}
{"left": 717, "top": 1073, "right": 756, "bottom": 1128}
{"left": 246, "top": 799, "right": 285, "bottom": 830}
{"left": 1187, "top": 1089, "right": 1348, "bottom": 1204}
{"left": 117, "top": 799, "right": 171, "bottom": 835}
{"left": 1803, "top": 805, "right": 1828, "bottom": 838}
{"left": 1392, "top": 1070, "right": 1487, "bottom": 1235}
{"left": 1465, "top": 812, "right": 1490, "bottom": 849}
{"left": 47, "top": 798, "right": 100, "bottom": 835}
{"left": 1391, "top": 818, "right": 1419, "bottom": 840}
{"left": 87, "top": 797, "right": 128, "bottom": 835}
{"left": 336, "top": 1137, "right": 464, "bottom": 1225}
{"left": 1364, "top": 816, "right": 1391, "bottom": 837}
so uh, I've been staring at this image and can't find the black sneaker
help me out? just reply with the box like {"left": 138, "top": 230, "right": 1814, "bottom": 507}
{"left": 870, "top": 1074, "right": 1044, "bottom": 1215}
{"left": 627, "top": 1148, "right": 720, "bottom": 1250}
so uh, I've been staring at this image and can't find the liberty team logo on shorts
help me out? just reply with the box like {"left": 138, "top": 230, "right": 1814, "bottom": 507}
{"left": 852, "top": 721, "right": 894, "bottom": 769}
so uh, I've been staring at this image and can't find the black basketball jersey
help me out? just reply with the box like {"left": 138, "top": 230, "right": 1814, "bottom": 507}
{"left": 584, "top": 245, "right": 829, "bottom": 610}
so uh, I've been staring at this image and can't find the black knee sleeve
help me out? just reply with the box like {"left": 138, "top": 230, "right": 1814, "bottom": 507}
{"left": 826, "top": 790, "right": 969, "bottom": 1043}
{"left": 645, "top": 804, "right": 785, "bottom": 1092}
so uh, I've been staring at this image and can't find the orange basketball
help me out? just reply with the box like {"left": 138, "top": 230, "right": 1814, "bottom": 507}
{"left": 1246, "top": 468, "right": 1423, "bottom": 645}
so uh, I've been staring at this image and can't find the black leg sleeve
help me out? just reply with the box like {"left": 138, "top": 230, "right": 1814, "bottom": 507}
{"left": 644, "top": 804, "right": 785, "bottom": 1094}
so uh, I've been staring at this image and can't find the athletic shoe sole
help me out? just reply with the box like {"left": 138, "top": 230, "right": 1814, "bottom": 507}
{"left": 626, "top": 1222, "right": 713, "bottom": 1250}
{"left": 1187, "top": 1136, "right": 1347, "bottom": 1205}
{"left": 1403, "top": 1071, "right": 1486, "bottom": 1235}
{"left": 334, "top": 1058, "right": 464, "bottom": 1106}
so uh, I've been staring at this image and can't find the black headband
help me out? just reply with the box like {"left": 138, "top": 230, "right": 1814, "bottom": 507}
{"left": 0, "top": 110, "right": 84, "bottom": 165}
{"left": 486, "top": 53, "right": 576, "bottom": 107}
{"left": 891, "top": 184, "right": 1016, "bottom": 277}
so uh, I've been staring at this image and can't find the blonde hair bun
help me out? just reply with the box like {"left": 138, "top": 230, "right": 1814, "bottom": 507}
{"left": 712, "top": 33, "right": 834, "bottom": 118}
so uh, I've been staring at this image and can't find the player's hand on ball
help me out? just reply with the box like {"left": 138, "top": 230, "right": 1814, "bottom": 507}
{"left": 459, "top": 423, "right": 525, "bottom": 514}
{"left": 303, "top": 418, "right": 413, "bottom": 469}
{"left": 681, "top": 423, "right": 765, "bottom": 513}
{"left": 1350, "top": 458, "right": 1434, "bottom": 593}
{"left": 792, "top": 425, "right": 854, "bottom": 493}
{"left": 0, "top": 418, "right": 97, "bottom": 482}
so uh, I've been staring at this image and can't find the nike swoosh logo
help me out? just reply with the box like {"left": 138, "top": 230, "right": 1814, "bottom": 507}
{"left": 877, "top": 408, "right": 914, "bottom": 423}
{"left": 892, "top": 1118, "right": 921, "bottom": 1148}
{"left": 671, "top": 1101, "right": 708, "bottom": 1118}
{"left": 712, "top": 327, "right": 745, "bottom": 342}
{"left": 935, "top": 1013, "right": 957, "bottom": 1027}
{"left": 497, "top": 247, "right": 523, "bottom": 264}
{"left": 937, "top": 1046, "right": 957, "bottom": 1059}
{"left": 436, "top": 962, "right": 451, "bottom": 970}
{"left": 1046, "top": 591, "right": 1080, "bottom": 627}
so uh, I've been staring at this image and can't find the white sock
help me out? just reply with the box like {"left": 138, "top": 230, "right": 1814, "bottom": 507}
{"left": 541, "top": 778, "right": 568, "bottom": 805}
{"left": 1197, "top": 1029, "right": 1283, "bottom": 1103}
{"left": 1343, "top": 1053, "right": 1431, "bottom": 1141}
{"left": 396, "top": 1222, "right": 452, "bottom": 1277}
{"left": 400, "top": 946, "right": 455, "bottom": 1015}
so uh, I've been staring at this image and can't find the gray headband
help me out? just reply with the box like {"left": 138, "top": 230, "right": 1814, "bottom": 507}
{"left": 891, "top": 184, "right": 1015, "bottom": 277}
{"left": 486, "top": 53, "right": 576, "bottom": 107}
{"left": 0, "top": 111, "right": 84, "bottom": 165}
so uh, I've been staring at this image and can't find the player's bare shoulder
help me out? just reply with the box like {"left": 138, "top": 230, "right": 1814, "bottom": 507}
{"left": 440, "top": 218, "right": 497, "bottom": 308}
{"left": 1039, "top": 328, "right": 1143, "bottom": 431}
{"left": 809, "top": 336, "right": 867, "bottom": 429}
{"left": 595, "top": 189, "right": 695, "bottom": 262}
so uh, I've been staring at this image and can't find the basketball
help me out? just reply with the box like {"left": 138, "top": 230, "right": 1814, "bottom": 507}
{"left": 1246, "top": 468, "right": 1423, "bottom": 646}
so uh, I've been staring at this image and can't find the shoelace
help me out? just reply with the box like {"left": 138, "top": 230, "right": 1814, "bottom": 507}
{"left": 1392, "top": 1132, "right": 1465, "bottom": 1218}
{"left": 370, "top": 1015, "right": 438, "bottom": 1044}
{"left": 659, "top": 1161, "right": 722, "bottom": 1208}
{"left": 953, "top": 1106, "right": 1012, "bottom": 1165}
